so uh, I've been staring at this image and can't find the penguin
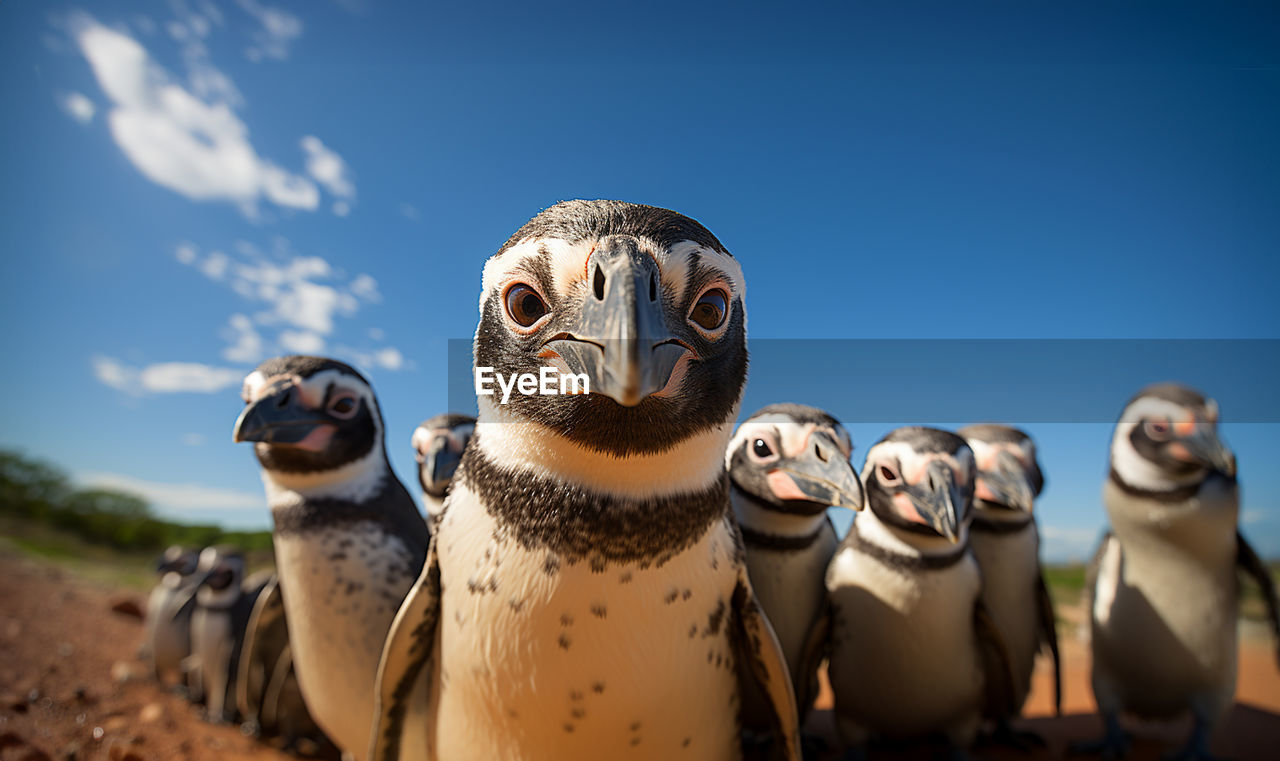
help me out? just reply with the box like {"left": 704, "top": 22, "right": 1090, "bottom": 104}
{"left": 370, "top": 200, "right": 801, "bottom": 761}
{"left": 1075, "top": 383, "right": 1280, "bottom": 761}
{"left": 188, "top": 545, "right": 262, "bottom": 723}
{"left": 826, "top": 427, "right": 1015, "bottom": 760}
{"left": 237, "top": 575, "right": 329, "bottom": 752}
{"left": 144, "top": 545, "right": 201, "bottom": 685}
{"left": 411, "top": 413, "right": 475, "bottom": 531}
{"left": 233, "top": 355, "right": 431, "bottom": 759}
{"left": 957, "top": 424, "right": 1059, "bottom": 744}
{"left": 726, "top": 404, "right": 864, "bottom": 735}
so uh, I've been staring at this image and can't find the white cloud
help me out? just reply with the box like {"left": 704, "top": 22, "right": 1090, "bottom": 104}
{"left": 1243, "top": 509, "right": 1271, "bottom": 525}
{"left": 398, "top": 202, "right": 420, "bottom": 221}
{"left": 350, "top": 273, "right": 380, "bottom": 303}
{"left": 368, "top": 327, "right": 385, "bottom": 341}
{"left": 332, "top": 200, "right": 350, "bottom": 217}
{"left": 334, "top": 345, "right": 410, "bottom": 374}
{"left": 69, "top": 14, "right": 319, "bottom": 214}
{"left": 181, "top": 433, "right": 206, "bottom": 446}
{"left": 237, "top": 0, "right": 302, "bottom": 61}
{"left": 78, "top": 471, "right": 264, "bottom": 512}
{"left": 300, "top": 135, "right": 355, "bottom": 199}
{"left": 92, "top": 355, "right": 243, "bottom": 394}
{"left": 1039, "top": 525, "right": 1102, "bottom": 562}
{"left": 59, "top": 91, "right": 96, "bottom": 124}
{"left": 222, "top": 313, "right": 264, "bottom": 363}
{"left": 198, "top": 250, "right": 229, "bottom": 280}
{"left": 374, "top": 347, "right": 404, "bottom": 371}
{"left": 279, "top": 330, "right": 326, "bottom": 354}
{"left": 175, "top": 242, "right": 198, "bottom": 265}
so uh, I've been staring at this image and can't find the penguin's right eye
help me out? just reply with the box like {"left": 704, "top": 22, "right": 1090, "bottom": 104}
{"left": 878, "top": 463, "right": 901, "bottom": 484}
{"left": 752, "top": 438, "right": 773, "bottom": 458}
{"left": 505, "top": 284, "right": 549, "bottom": 328}
{"left": 1145, "top": 418, "right": 1171, "bottom": 440}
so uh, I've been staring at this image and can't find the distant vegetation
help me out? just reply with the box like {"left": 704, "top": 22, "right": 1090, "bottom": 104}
{"left": 0, "top": 449, "right": 272, "bottom": 554}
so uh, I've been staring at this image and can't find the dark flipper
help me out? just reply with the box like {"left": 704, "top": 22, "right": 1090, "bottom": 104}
{"left": 732, "top": 566, "right": 801, "bottom": 761}
{"left": 1035, "top": 567, "right": 1062, "bottom": 716}
{"left": 795, "top": 593, "right": 832, "bottom": 724}
{"left": 369, "top": 539, "right": 441, "bottom": 761}
{"left": 1237, "top": 531, "right": 1280, "bottom": 669}
{"left": 975, "top": 597, "right": 1018, "bottom": 722}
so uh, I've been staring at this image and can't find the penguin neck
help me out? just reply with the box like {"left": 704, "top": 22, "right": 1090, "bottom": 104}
{"left": 971, "top": 500, "right": 1034, "bottom": 533}
{"left": 473, "top": 396, "right": 735, "bottom": 499}
{"left": 197, "top": 585, "right": 240, "bottom": 610}
{"left": 261, "top": 440, "right": 390, "bottom": 508}
{"left": 422, "top": 490, "right": 447, "bottom": 519}
{"left": 730, "top": 483, "right": 828, "bottom": 542}
{"left": 855, "top": 506, "right": 969, "bottom": 561}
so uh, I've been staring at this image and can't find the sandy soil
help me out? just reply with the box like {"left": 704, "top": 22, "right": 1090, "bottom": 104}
{"left": 2, "top": 544, "right": 1278, "bottom": 760}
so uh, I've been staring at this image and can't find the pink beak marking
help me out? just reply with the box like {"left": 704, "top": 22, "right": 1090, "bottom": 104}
{"left": 767, "top": 470, "right": 810, "bottom": 502}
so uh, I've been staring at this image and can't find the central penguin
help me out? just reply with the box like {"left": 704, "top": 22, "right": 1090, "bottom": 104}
{"left": 371, "top": 200, "right": 801, "bottom": 761}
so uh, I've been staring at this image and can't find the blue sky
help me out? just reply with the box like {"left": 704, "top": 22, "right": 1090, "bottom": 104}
{"left": 2, "top": 1, "right": 1277, "bottom": 561}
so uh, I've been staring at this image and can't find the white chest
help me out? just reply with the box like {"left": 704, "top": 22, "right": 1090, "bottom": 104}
{"left": 274, "top": 525, "right": 420, "bottom": 758}
{"left": 426, "top": 484, "right": 744, "bottom": 761}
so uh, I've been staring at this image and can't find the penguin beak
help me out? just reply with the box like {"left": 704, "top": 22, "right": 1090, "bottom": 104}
{"left": 770, "top": 432, "right": 865, "bottom": 511}
{"left": 978, "top": 452, "right": 1035, "bottom": 512}
{"left": 1177, "top": 426, "right": 1236, "bottom": 477}
{"left": 423, "top": 436, "right": 463, "bottom": 495}
{"left": 543, "top": 238, "right": 685, "bottom": 407}
{"left": 232, "top": 382, "right": 330, "bottom": 447}
{"left": 906, "top": 461, "right": 964, "bottom": 544}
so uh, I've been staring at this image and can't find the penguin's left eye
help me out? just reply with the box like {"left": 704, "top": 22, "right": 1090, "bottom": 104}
{"left": 1145, "top": 418, "right": 1171, "bottom": 440}
{"left": 505, "top": 283, "right": 549, "bottom": 328}
{"left": 689, "top": 288, "right": 728, "bottom": 332}
{"left": 329, "top": 395, "right": 358, "bottom": 419}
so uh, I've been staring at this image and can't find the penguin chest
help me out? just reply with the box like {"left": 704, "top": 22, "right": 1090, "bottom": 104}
{"left": 969, "top": 525, "right": 1042, "bottom": 704}
{"left": 827, "top": 549, "right": 984, "bottom": 736}
{"left": 273, "top": 524, "right": 420, "bottom": 755}
{"left": 744, "top": 524, "right": 837, "bottom": 684}
{"left": 431, "top": 487, "right": 742, "bottom": 761}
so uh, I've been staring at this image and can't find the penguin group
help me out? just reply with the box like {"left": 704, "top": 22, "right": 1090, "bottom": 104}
{"left": 135, "top": 200, "right": 1278, "bottom": 761}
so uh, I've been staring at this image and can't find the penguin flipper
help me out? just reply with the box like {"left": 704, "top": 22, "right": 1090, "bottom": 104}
{"left": 975, "top": 597, "right": 1017, "bottom": 721}
{"left": 1236, "top": 531, "right": 1280, "bottom": 669}
{"left": 237, "top": 575, "right": 284, "bottom": 725}
{"left": 370, "top": 539, "right": 441, "bottom": 761}
{"left": 1083, "top": 531, "right": 1115, "bottom": 634}
{"left": 1034, "top": 568, "right": 1061, "bottom": 716}
{"left": 731, "top": 566, "right": 802, "bottom": 761}
{"left": 795, "top": 593, "right": 832, "bottom": 722}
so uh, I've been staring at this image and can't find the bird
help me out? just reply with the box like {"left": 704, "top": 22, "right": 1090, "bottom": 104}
{"left": 236, "top": 575, "right": 329, "bottom": 753}
{"left": 143, "top": 544, "right": 201, "bottom": 686}
{"left": 233, "top": 355, "right": 432, "bottom": 760}
{"left": 1076, "top": 383, "right": 1280, "bottom": 761}
{"left": 370, "top": 199, "right": 801, "bottom": 761}
{"left": 411, "top": 413, "right": 475, "bottom": 531}
{"left": 188, "top": 545, "right": 264, "bottom": 723}
{"left": 957, "top": 423, "right": 1059, "bottom": 744}
{"left": 726, "top": 403, "right": 864, "bottom": 736}
{"left": 826, "top": 426, "right": 1014, "bottom": 761}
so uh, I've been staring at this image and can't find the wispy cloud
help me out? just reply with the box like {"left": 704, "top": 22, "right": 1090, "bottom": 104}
{"left": 1039, "top": 525, "right": 1102, "bottom": 562}
{"left": 236, "top": 0, "right": 303, "bottom": 62}
{"left": 78, "top": 471, "right": 264, "bottom": 512}
{"left": 398, "top": 202, "right": 420, "bottom": 221}
{"left": 65, "top": 13, "right": 328, "bottom": 215}
{"left": 1243, "top": 509, "right": 1272, "bottom": 525}
{"left": 58, "top": 91, "right": 96, "bottom": 124}
{"left": 222, "top": 313, "right": 265, "bottom": 363}
{"left": 181, "top": 433, "right": 207, "bottom": 446}
{"left": 301, "top": 136, "right": 355, "bottom": 214}
{"left": 93, "top": 356, "right": 243, "bottom": 394}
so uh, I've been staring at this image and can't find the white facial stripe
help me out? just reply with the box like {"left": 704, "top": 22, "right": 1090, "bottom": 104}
{"left": 1110, "top": 395, "right": 1215, "bottom": 489}
{"left": 966, "top": 439, "right": 1029, "bottom": 471}
{"left": 862, "top": 441, "right": 973, "bottom": 486}
{"left": 476, "top": 396, "right": 734, "bottom": 499}
{"left": 1118, "top": 397, "right": 1198, "bottom": 426}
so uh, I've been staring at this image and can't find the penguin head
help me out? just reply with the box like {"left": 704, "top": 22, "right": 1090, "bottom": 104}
{"left": 412, "top": 413, "right": 475, "bottom": 499}
{"left": 862, "top": 427, "right": 976, "bottom": 545}
{"left": 155, "top": 545, "right": 199, "bottom": 578}
{"left": 474, "top": 200, "right": 748, "bottom": 456}
{"left": 958, "top": 424, "right": 1044, "bottom": 519}
{"left": 195, "top": 545, "right": 246, "bottom": 607}
{"left": 727, "top": 404, "right": 864, "bottom": 525}
{"left": 233, "top": 355, "right": 389, "bottom": 498}
{"left": 1110, "top": 383, "right": 1235, "bottom": 490}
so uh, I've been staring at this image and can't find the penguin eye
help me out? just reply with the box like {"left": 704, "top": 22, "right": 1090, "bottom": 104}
{"left": 504, "top": 283, "right": 549, "bottom": 328}
{"left": 878, "top": 462, "right": 901, "bottom": 485}
{"left": 329, "top": 394, "right": 358, "bottom": 419}
{"left": 753, "top": 438, "right": 772, "bottom": 457}
{"left": 1145, "top": 418, "right": 1171, "bottom": 441}
{"left": 689, "top": 288, "right": 728, "bottom": 332}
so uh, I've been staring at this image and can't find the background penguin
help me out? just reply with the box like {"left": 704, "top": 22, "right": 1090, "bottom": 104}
{"left": 726, "top": 403, "right": 864, "bottom": 736}
{"left": 411, "top": 413, "right": 475, "bottom": 531}
{"left": 371, "top": 200, "right": 801, "bottom": 761}
{"left": 1076, "top": 383, "right": 1280, "bottom": 761}
{"left": 957, "top": 424, "right": 1059, "bottom": 745}
{"left": 188, "top": 545, "right": 263, "bottom": 723}
{"left": 233, "top": 355, "right": 431, "bottom": 760}
{"left": 143, "top": 544, "right": 201, "bottom": 685}
{"left": 237, "top": 575, "right": 330, "bottom": 754}
{"left": 826, "top": 427, "right": 1015, "bottom": 760}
